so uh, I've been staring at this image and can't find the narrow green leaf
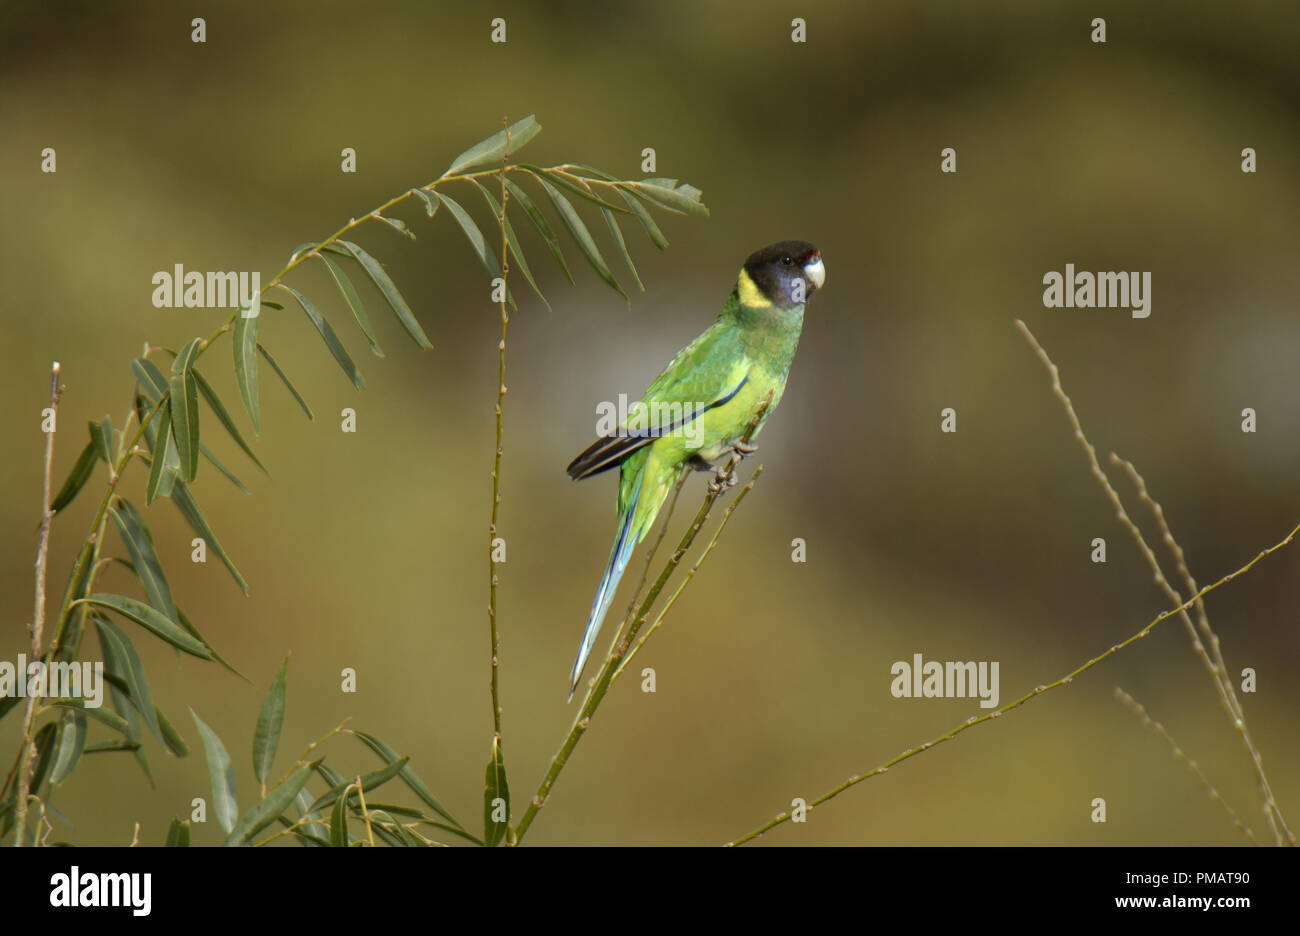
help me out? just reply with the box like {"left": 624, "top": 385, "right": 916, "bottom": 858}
{"left": 602, "top": 207, "right": 644, "bottom": 292}
{"left": 443, "top": 115, "right": 540, "bottom": 176}
{"left": 47, "top": 698, "right": 129, "bottom": 735}
{"left": 318, "top": 253, "right": 384, "bottom": 357}
{"left": 483, "top": 737, "right": 509, "bottom": 847}
{"left": 166, "top": 818, "right": 191, "bottom": 846}
{"left": 253, "top": 660, "right": 287, "bottom": 786}
{"left": 374, "top": 214, "right": 416, "bottom": 240}
{"left": 281, "top": 822, "right": 330, "bottom": 848}
{"left": 233, "top": 298, "right": 261, "bottom": 432}
{"left": 306, "top": 759, "right": 408, "bottom": 821}
{"left": 49, "top": 710, "right": 87, "bottom": 785}
{"left": 279, "top": 285, "right": 364, "bottom": 389}
{"left": 130, "top": 358, "right": 169, "bottom": 402}
{"left": 83, "top": 741, "right": 142, "bottom": 755}
{"left": 434, "top": 191, "right": 504, "bottom": 282}
{"left": 410, "top": 188, "right": 438, "bottom": 217}
{"left": 145, "top": 401, "right": 179, "bottom": 505}
{"left": 256, "top": 345, "right": 313, "bottom": 421}
{"left": 172, "top": 335, "right": 201, "bottom": 375}
{"left": 0, "top": 696, "right": 20, "bottom": 724}
{"left": 367, "top": 809, "right": 422, "bottom": 847}
{"left": 359, "top": 802, "right": 423, "bottom": 818}
{"left": 225, "top": 761, "right": 317, "bottom": 846}
{"left": 169, "top": 370, "right": 200, "bottom": 482}
{"left": 172, "top": 481, "right": 249, "bottom": 595}
{"left": 309, "top": 756, "right": 411, "bottom": 815}
{"left": 561, "top": 161, "right": 616, "bottom": 181}
{"left": 50, "top": 441, "right": 98, "bottom": 514}
{"left": 351, "top": 730, "right": 470, "bottom": 835}
{"left": 177, "top": 607, "right": 246, "bottom": 682}
{"left": 293, "top": 787, "right": 329, "bottom": 845}
{"left": 521, "top": 165, "right": 630, "bottom": 213}
{"left": 622, "top": 178, "right": 709, "bottom": 216}
{"left": 474, "top": 180, "right": 549, "bottom": 311}
{"left": 534, "top": 175, "right": 626, "bottom": 300}
{"left": 314, "top": 762, "right": 346, "bottom": 788}
{"left": 95, "top": 615, "right": 162, "bottom": 742}
{"left": 333, "top": 240, "right": 433, "bottom": 350}
{"left": 109, "top": 498, "right": 178, "bottom": 622}
{"left": 504, "top": 177, "right": 573, "bottom": 285}
{"left": 76, "top": 594, "right": 212, "bottom": 659}
{"left": 89, "top": 416, "right": 113, "bottom": 463}
{"left": 156, "top": 706, "right": 189, "bottom": 757}
{"left": 28, "top": 723, "right": 58, "bottom": 794}
{"left": 106, "top": 678, "right": 152, "bottom": 785}
{"left": 192, "top": 368, "right": 265, "bottom": 472}
{"left": 617, "top": 188, "right": 669, "bottom": 249}
{"left": 191, "top": 708, "right": 238, "bottom": 834}
{"left": 330, "top": 787, "right": 350, "bottom": 846}
{"left": 199, "top": 443, "right": 251, "bottom": 494}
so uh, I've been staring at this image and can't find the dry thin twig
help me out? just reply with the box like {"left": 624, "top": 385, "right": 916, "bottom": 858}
{"left": 726, "top": 516, "right": 1300, "bottom": 845}
{"left": 1109, "top": 454, "right": 1288, "bottom": 842}
{"left": 725, "top": 323, "right": 1299, "bottom": 846}
{"left": 1013, "top": 318, "right": 1289, "bottom": 844}
{"left": 1113, "top": 687, "right": 1256, "bottom": 844}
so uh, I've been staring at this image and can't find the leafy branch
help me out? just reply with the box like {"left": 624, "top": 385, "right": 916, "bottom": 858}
{"left": 1, "top": 115, "right": 708, "bottom": 846}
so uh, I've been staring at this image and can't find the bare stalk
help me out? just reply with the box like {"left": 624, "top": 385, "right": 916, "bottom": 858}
{"left": 1113, "top": 687, "right": 1256, "bottom": 843}
{"left": 512, "top": 394, "right": 773, "bottom": 844}
{"left": 12, "top": 362, "right": 63, "bottom": 845}
{"left": 1014, "top": 319, "right": 1290, "bottom": 844}
{"left": 615, "top": 465, "right": 764, "bottom": 680}
{"left": 727, "top": 516, "right": 1300, "bottom": 845}
{"left": 597, "top": 468, "right": 689, "bottom": 671}
{"left": 487, "top": 120, "right": 513, "bottom": 745}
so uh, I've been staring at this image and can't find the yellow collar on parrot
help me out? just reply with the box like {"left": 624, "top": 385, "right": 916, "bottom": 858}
{"left": 737, "top": 268, "right": 774, "bottom": 309}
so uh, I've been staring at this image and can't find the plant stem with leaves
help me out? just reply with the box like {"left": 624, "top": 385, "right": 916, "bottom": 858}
{"left": 2, "top": 115, "right": 708, "bottom": 845}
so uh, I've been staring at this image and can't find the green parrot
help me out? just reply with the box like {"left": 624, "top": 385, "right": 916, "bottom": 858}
{"left": 565, "top": 240, "right": 825, "bottom": 698}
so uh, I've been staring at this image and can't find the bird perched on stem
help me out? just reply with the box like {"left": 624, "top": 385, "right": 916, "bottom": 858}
{"left": 565, "top": 240, "right": 825, "bottom": 698}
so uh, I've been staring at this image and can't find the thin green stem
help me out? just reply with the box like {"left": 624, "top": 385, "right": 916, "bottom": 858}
{"left": 600, "top": 468, "right": 689, "bottom": 671}
{"left": 1015, "top": 318, "right": 1291, "bottom": 845}
{"left": 615, "top": 465, "right": 763, "bottom": 681}
{"left": 727, "top": 517, "right": 1300, "bottom": 846}
{"left": 513, "top": 395, "right": 773, "bottom": 845}
{"left": 487, "top": 124, "right": 514, "bottom": 746}
{"left": 1113, "top": 686, "right": 1256, "bottom": 844}
{"left": 1110, "top": 452, "right": 1290, "bottom": 844}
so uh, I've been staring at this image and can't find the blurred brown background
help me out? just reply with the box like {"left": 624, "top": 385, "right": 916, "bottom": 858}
{"left": 2, "top": 0, "right": 1298, "bottom": 845}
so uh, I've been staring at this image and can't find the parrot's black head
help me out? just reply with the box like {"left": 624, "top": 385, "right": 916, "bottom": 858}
{"left": 739, "top": 241, "right": 825, "bottom": 310}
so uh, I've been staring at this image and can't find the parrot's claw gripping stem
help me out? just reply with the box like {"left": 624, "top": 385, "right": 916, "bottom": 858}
{"left": 707, "top": 464, "right": 739, "bottom": 493}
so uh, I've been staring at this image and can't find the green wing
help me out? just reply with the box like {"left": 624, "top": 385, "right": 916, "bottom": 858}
{"left": 566, "top": 320, "right": 748, "bottom": 480}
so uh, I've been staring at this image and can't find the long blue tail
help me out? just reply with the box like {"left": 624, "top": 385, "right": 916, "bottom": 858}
{"left": 569, "top": 486, "right": 641, "bottom": 700}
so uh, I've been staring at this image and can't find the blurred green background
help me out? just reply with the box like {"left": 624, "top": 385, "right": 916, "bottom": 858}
{"left": 2, "top": 0, "right": 1298, "bottom": 845}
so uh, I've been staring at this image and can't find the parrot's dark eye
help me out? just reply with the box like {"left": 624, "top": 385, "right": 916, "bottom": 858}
{"left": 780, "top": 255, "right": 792, "bottom": 265}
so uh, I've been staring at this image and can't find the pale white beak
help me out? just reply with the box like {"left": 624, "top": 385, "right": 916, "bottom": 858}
{"left": 803, "top": 256, "right": 825, "bottom": 290}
